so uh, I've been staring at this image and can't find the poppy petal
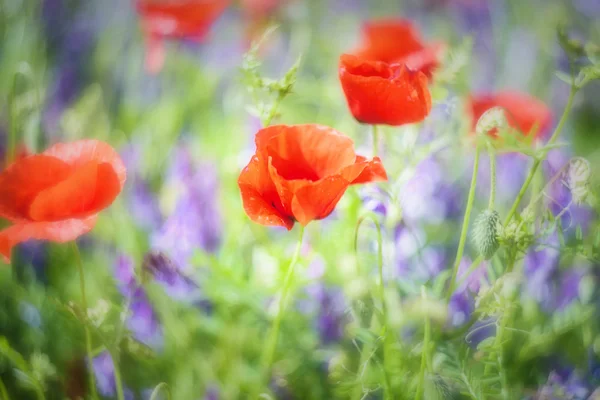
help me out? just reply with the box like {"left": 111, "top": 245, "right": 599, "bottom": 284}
{"left": 43, "top": 140, "right": 127, "bottom": 189}
{"left": 291, "top": 176, "right": 350, "bottom": 226}
{"left": 29, "top": 162, "right": 121, "bottom": 222}
{"left": 339, "top": 54, "right": 432, "bottom": 126}
{"left": 145, "top": 35, "right": 166, "bottom": 74}
{"left": 0, "top": 215, "right": 98, "bottom": 263}
{"left": 352, "top": 156, "right": 388, "bottom": 184}
{"left": 0, "top": 155, "right": 71, "bottom": 221}
{"left": 262, "top": 125, "right": 356, "bottom": 181}
{"left": 238, "top": 154, "right": 293, "bottom": 229}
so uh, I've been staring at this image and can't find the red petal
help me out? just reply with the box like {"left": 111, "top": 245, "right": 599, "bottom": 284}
{"left": 29, "top": 162, "right": 121, "bottom": 221}
{"left": 260, "top": 124, "right": 356, "bottom": 181}
{"left": 0, "top": 155, "right": 71, "bottom": 221}
{"left": 291, "top": 176, "right": 350, "bottom": 226}
{"left": 238, "top": 154, "right": 294, "bottom": 229}
{"left": 136, "top": 0, "right": 229, "bottom": 39}
{"left": 339, "top": 54, "right": 432, "bottom": 126}
{"left": 342, "top": 156, "right": 388, "bottom": 184}
{"left": 0, "top": 215, "right": 98, "bottom": 263}
{"left": 469, "top": 91, "right": 553, "bottom": 139}
{"left": 354, "top": 19, "right": 425, "bottom": 64}
{"left": 43, "top": 140, "right": 126, "bottom": 189}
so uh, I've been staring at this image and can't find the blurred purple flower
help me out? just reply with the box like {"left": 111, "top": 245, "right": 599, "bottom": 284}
{"left": 92, "top": 352, "right": 135, "bottom": 400}
{"left": 533, "top": 371, "right": 590, "bottom": 400}
{"left": 14, "top": 240, "right": 49, "bottom": 283}
{"left": 142, "top": 251, "right": 202, "bottom": 303}
{"left": 524, "top": 241, "right": 560, "bottom": 309}
{"left": 119, "top": 144, "right": 163, "bottom": 232}
{"left": 399, "top": 157, "right": 464, "bottom": 225}
{"left": 42, "top": 1, "right": 94, "bottom": 135}
{"left": 204, "top": 385, "right": 220, "bottom": 400}
{"left": 300, "top": 284, "right": 348, "bottom": 345}
{"left": 544, "top": 150, "right": 595, "bottom": 235}
{"left": 448, "top": 258, "right": 487, "bottom": 328}
{"left": 114, "top": 255, "right": 164, "bottom": 350}
{"left": 152, "top": 146, "right": 222, "bottom": 270}
{"left": 395, "top": 226, "right": 449, "bottom": 282}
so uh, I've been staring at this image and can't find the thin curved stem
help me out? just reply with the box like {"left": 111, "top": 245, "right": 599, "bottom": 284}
{"left": 0, "top": 377, "right": 8, "bottom": 400}
{"left": 71, "top": 243, "right": 98, "bottom": 400}
{"left": 446, "top": 144, "right": 481, "bottom": 303}
{"left": 487, "top": 142, "right": 496, "bottom": 210}
{"left": 352, "top": 214, "right": 391, "bottom": 399}
{"left": 149, "top": 382, "right": 171, "bottom": 400}
{"left": 259, "top": 226, "right": 305, "bottom": 386}
{"left": 415, "top": 287, "right": 431, "bottom": 400}
{"left": 372, "top": 125, "right": 380, "bottom": 157}
{"left": 108, "top": 350, "right": 125, "bottom": 400}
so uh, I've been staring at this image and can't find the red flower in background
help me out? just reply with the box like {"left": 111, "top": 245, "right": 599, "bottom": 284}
{"left": 238, "top": 124, "right": 387, "bottom": 229}
{"left": 468, "top": 91, "right": 553, "bottom": 139}
{"left": 240, "top": 0, "right": 285, "bottom": 46}
{"left": 136, "top": 0, "right": 230, "bottom": 74}
{"left": 352, "top": 19, "right": 444, "bottom": 77}
{"left": 339, "top": 54, "right": 432, "bottom": 126}
{"left": 0, "top": 140, "right": 126, "bottom": 263}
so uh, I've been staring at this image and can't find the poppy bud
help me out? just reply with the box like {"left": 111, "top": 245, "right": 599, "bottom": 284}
{"left": 475, "top": 106, "right": 508, "bottom": 137}
{"left": 472, "top": 210, "right": 500, "bottom": 260}
{"left": 567, "top": 157, "right": 592, "bottom": 205}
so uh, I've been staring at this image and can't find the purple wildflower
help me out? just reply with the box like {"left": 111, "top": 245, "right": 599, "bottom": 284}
{"left": 299, "top": 284, "right": 348, "bottom": 345}
{"left": 114, "top": 255, "right": 164, "bottom": 350}
{"left": 399, "top": 157, "right": 463, "bottom": 225}
{"left": 533, "top": 371, "right": 590, "bottom": 400}
{"left": 92, "top": 351, "right": 135, "bottom": 400}
{"left": 204, "top": 385, "right": 220, "bottom": 400}
{"left": 544, "top": 150, "right": 595, "bottom": 235}
{"left": 120, "top": 144, "right": 163, "bottom": 232}
{"left": 152, "top": 146, "right": 222, "bottom": 270}
{"left": 142, "top": 251, "right": 202, "bottom": 303}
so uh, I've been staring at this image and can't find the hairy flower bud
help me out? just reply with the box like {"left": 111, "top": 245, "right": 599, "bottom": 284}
{"left": 472, "top": 210, "right": 501, "bottom": 260}
{"left": 475, "top": 106, "right": 508, "bottom": 136}
{"left": 567, "top": 157, "right": 592, "bottom": 205}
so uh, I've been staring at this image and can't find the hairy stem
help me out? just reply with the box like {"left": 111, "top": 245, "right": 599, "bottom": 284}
{"left": 487, "top": 142, "right": 497, "bottom": 210}
{"left": 259, "top": 226, "right": 305, "bottom": 388}
{"left": 372, "top": 125, "right": 380, "bottom": 157}
{"left": 415, "top": 287, "right": 431, "bottom": 400}
{"left": 446, "top": 144, "right": 481, "bottom": 303}
{"left": 72, "top": 243, "right": 98, "bottom": 400}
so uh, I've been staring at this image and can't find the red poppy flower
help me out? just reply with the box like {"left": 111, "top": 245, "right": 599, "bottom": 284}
{"left": 339, "top": 54, "right": 432, "bottom": 126}
{"left": 238, "top": 124, "right": 387, "bottom": 229}
{"left": 352, "top": 19, "right": 444, "bottom": 77}
{"left": 0, "top": 140, "right": 126, "bottom": 263}
{"left": 468, "top": 91, "right": 553, "bottom": 139}
{"left": 135, "top": 0, "right": 230, "bottom": 74}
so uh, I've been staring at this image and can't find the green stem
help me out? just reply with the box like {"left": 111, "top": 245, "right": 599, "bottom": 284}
{"left": 149, "top": 382, "right": 171, "bottom": 400}
{"left": 352, "top": 214, "right": 391, "bottom": 399}
{"left": 415, "top": 287, "right": 431, "bottom": 400}
{"left": 487, "top": 142, "right": 496, "bottom": 210}
{"left": 108, "top": 350, "right": 125, "bottom": 400}
{"left": 372, "top": 125, "right": 379, "bottom": 157}
{"left": 0, "top": 377, "right": 8, "bottom": 400}
{"left": 503, "top": 86, "right": 576, "bottom": 226}
{"left": 259, "top": 226, "right": 305, "bottom": 387}
{"left": 456, "top": 85, "right": 578, "bottom": 288}
{"left": 72, "top": 243, "right": 98, "bottom": 400}
{"left": 446, "top": 144, "right": 481, "bottom": 303}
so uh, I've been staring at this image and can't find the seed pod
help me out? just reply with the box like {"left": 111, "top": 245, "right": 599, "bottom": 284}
{"left": 472, "top": 210, "right": 500, "bottom": 260}
{"left": 475, "top": 106, "right": 508, "bottom": 137}
{"left": 567, "top": 157, "right": 591, "bottom": 205}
